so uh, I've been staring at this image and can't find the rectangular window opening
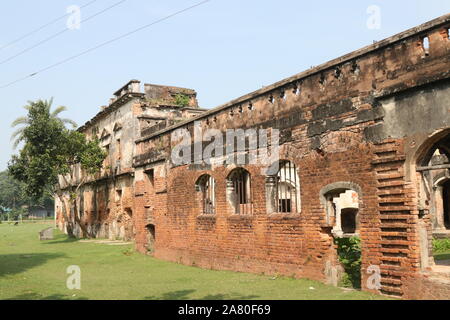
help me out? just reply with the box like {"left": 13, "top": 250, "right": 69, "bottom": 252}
{"left": 116, "top": 189, "right": 122, "bottom": 202}
{"left": 423, "top": 36, "right": 430, "bottom": 56}
{"left": 145, "top": 169, "right": 155, "bottom": 187}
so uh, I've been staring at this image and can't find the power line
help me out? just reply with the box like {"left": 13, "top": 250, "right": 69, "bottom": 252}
{"left": 0, "top": 0, "right": 127, "bottom": 66}
{"left": 0, "top": 0, "right": 98, "bottom": 52}
{"left": 0, "top": 0, "right": 212, "bottom": 90}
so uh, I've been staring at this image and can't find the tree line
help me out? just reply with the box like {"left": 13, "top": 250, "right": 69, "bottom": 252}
{"left": 0, "top": 170, "right": 53, "bottom": 221}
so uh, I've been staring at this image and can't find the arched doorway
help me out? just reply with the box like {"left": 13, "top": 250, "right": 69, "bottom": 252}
{"left": 432, "top": 177, "right": 450, "bottom": 231}
{"left": 319, "top": 182, "right": 362, "bottom": 288}
{"left": 415, "top": 131, "right": 450, "bottom": 270}
{"left": 443, "top": 180, "right": 450, "bottom": 229}
{"left": 416, "top": 133, "right": 450, "bottom": 231}
{"left": 320, "top": 183, "right": 361, "bottom": 238}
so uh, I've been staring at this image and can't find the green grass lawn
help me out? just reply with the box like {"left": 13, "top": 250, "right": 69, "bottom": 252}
{"left": 0, "top": 223, "right": 388, "bottom": 300}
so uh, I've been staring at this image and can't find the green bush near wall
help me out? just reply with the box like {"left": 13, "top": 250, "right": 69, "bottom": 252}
{"left": 335, "top": 236, "right": 362, "bottom": 289}
{"left": 433, "top": 238, "right": 450, "bottom": 253}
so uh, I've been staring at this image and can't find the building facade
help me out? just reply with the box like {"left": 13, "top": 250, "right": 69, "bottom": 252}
{"left": 56, "top": 80, "right": 205, "bottom": 239}
{"left": 57, "top": 15, "right": 450, "bottom": 299}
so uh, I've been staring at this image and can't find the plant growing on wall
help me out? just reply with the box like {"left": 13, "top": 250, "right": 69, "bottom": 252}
{"left": 433, "top": 238, "right": 450, "bottom": 253}
{"left": 174, "top": 93, "right": 190, "bottom": 107}
{"left": 334, "top": 236, "right": 362, "bottom": 288}
{"left": 8, "top": 99, "right": 106, "bottom": 238}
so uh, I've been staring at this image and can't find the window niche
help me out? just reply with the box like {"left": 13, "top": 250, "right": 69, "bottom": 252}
{"left": 320, "top": 182, "right": 361, "bottom": 238}
{"left": 195, "top": 174, "right": 216, "bottom": 215}
{"left": 146, "top": 224, "right": 156, "bottom": 254}
{"left": 266, "top": 160, "right": 301, "bottom": 214}
{"left": 115, "top": 189, "right": 123, "bottom": 202}
{"left": 227, "top": 168, "right": 252, "bottom": 215}
{"left": 144, "top": 169, "right": 155, "bottom": 188}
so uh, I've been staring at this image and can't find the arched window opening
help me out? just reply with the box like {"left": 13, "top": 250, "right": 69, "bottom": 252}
{"left": 196, "top": 175, "right": 216, "bottom": 215}
{"left": 227, "top": 168, "right": 252, "bottom": 215}
{"left": 271, "top": 160, "right": 300, "bottom": 213}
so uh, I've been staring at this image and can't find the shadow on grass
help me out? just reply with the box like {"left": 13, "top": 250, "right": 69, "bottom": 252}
{"left": 144, "top": 290, "right": 259, "bottom": 300}
{"left": 6, "top": 293, "right": 88, "bottom": 300}
{"left": 0, "top": 252, "right": 65, "bottom": 277}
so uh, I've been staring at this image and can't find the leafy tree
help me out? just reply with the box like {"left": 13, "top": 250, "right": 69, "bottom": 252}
{"left": 0, "top": 171, "right": 27, "bottom": 210}
{"left": 8, "top": 99, "right": 106, "bottom": 237}
{"left": 9, "top": 207, "right": 27, "bottom": 221}
{"left": 0, "top": 207, "right": 8, "bottom": 221}
{"left": 11, "top": 99, "right": 77, "bottom": 149}
{"left": 0, "top": 170, "right": 53, "bottom": 221}
{"left": 55, "top": 131, "right": 106, "bottom": 237}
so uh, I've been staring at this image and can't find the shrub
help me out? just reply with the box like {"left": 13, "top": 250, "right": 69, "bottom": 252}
{"left": 433, "top": 238, "right": 450, "bottom": 253}
{"left": 339, "top": 273, "right": 352, "bottom": 288}
{"left": 174, "top": 94, "right": 190, "bottom": 107}
{"left": 335, "top": 236, "right": 361, "bottom": 288}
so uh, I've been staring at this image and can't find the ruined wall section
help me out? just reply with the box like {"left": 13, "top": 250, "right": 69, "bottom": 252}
{"left": 56, "top": 82, "right": 206, "bottom": 241}
{"left": 56, "top": 97, "right": 140, "bottom": 239}
{"left": 133, "top": 16, "right": 450, "bottom": 298}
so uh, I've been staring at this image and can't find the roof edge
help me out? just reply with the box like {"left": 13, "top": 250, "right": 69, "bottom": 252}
{"left": 136, "top": 13, "right": 450, "bottom": 143}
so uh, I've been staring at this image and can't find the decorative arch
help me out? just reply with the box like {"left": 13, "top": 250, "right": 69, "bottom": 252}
{"left": 414, "top": 129, "right": 450, "bottom": 167}
{"left": 433, "top": 171, "right": 450, "bottom": 188}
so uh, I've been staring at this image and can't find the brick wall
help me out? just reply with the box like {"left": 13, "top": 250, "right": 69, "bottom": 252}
{"left": 54, "top": 15, "right": 450, "bottom": 299}
{"left": 132, "top": 15, "right": 450, "bottom": 299}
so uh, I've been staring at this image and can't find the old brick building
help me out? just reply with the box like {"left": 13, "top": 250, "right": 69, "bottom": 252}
{"left": 56, "top": 80, "right": 205, "bottom": 239}
{"left": 57, "top": 14, "right": 450, "bottom": 299}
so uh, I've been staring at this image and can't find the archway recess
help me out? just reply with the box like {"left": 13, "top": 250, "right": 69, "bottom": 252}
{"left": 414, "top": 130, "right": 450, "bottom": 270}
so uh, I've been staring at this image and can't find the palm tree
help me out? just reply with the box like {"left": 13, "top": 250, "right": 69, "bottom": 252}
{"left": 11, "top": 98, "right": 77, "bottom": 149}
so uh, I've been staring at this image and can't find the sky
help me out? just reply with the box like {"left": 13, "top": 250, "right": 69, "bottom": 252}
{"left": 0, "top": 0, "right": 449, "bottom": 171}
